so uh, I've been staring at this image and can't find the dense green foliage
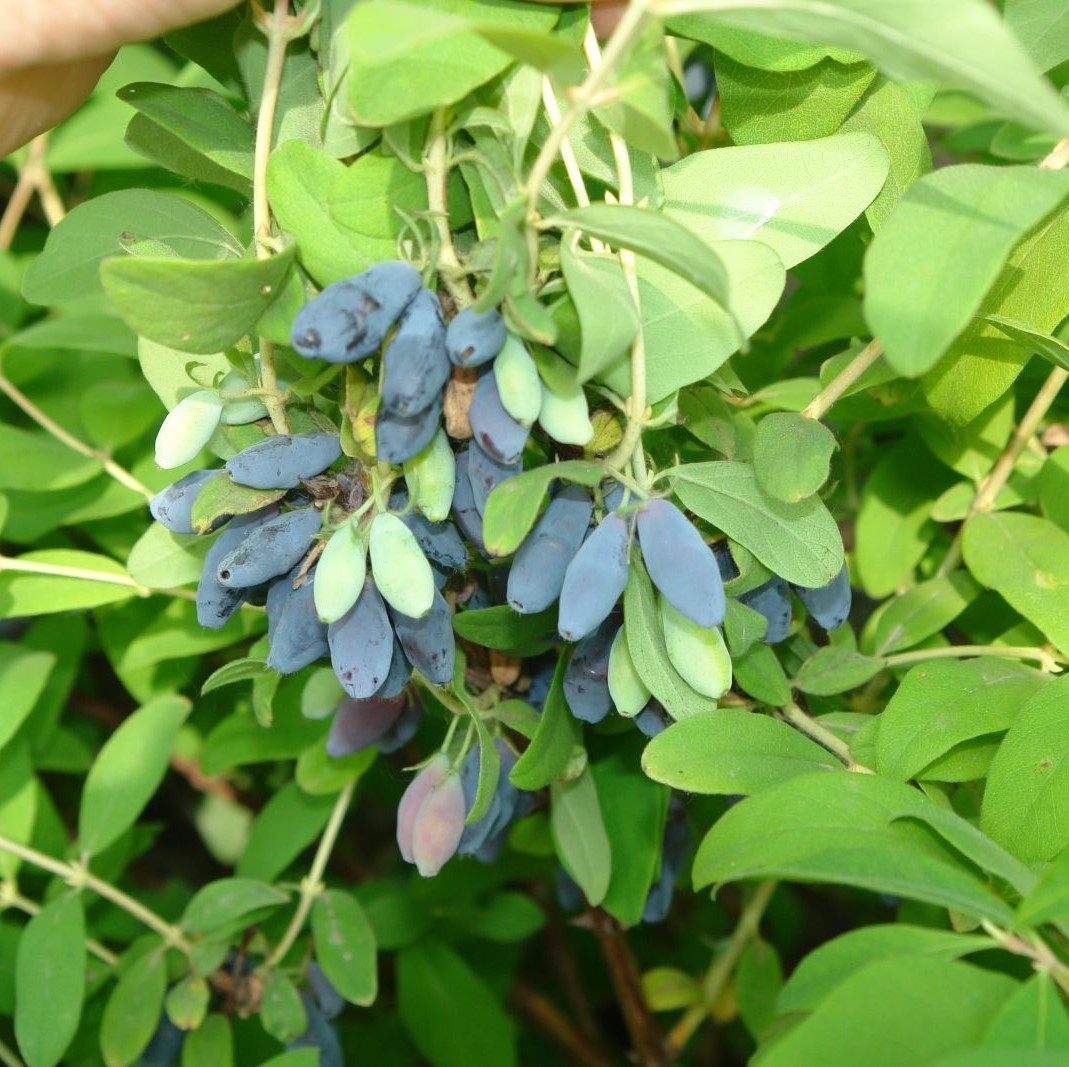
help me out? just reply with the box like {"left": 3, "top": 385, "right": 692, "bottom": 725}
{"left": 3, "top": 1, "right": 1069, "bottom": 1065}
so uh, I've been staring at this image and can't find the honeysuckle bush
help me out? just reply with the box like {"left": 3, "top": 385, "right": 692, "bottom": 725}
{"left": 4, "top": 0, "right": 1069, "bottom": 1064}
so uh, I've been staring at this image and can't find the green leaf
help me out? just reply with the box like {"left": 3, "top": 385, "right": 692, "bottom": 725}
{"left": 660, "top": 132, "right": 888, "bottom": 269}
{"left": 78, "top": 694, "right": 191, "bottom": 855}
{"left": 347, "top": 0, "right": 556, "bottom": 125}
{"left": 963, "top": 511, "right": 1069, "bottom": 656}
{"left": 396, "top": 939, "right": 517, "bottom": 1067}
{"left": 735, "top": 939, "right": 784, "bottom": 1041}
{"left": 591, "top": 739, "right": 670, "bottom": 925}
{"left": 982, "top": 314, "right": 1069, "bottom": 373}
{"left": 667, "top": 0, "right": 1069, "bottom": 137}
{"left": 165, "top": 977, "right": 210, "bottom": 1031}
{"left": 466, "top": 713, "right": 501, "bottom": 826}
{"left": 560, "top": 242, "right": 638, "bottom": 383}
{"left": 236, "top": 782, "right": 335, "bottom": 882}
{"left": 310, "top": 889, "right": 377, "bottom": 1005}
{"left": 558, "top": 204, "right": 735, "bottom": 330}
{"left": 257, "top": 1054, "right": 319, "bottom": 1067}
{"left": 181, "top": 878, "right": 290, "bottom": 935}
{"left": 876, "top": 659, "right": 1048, "bottom": 783}
{"left": 0, "top": 425, "right": 101, "bottom": 491}
{"left": 15, "top": 893, "right": 85, "bottom": 1067}
{"left": 694, "top": 771, "right": 1017, "bottom": 923}
{"left": 451, "top": 605, "right": 557, "bottom": 653}
{"left": 671, "top": 23, "right": 860, "bottom": 71}
{"left": 21, "top": 190, "right": 241, "bottom": 305}
{"left": 100, "top": 246, "right": 296, "bottom": 355}
{"left": 100, "top": 946, "right": 167, "bottom": 1067}
{"left": 761, "top": 957, "right": 1015, "bottom": 1067}
{"left": 127, "top": 524, "right": 211, "bottom": 589}
{"left": 752, "top": 413, "right": 837, "bottom": 503}
{"left": 0, "top": 743, "right": 38, "bottom": 881}
{"left": 733, "top": 642, "right": 793, "bottom": 707}
{"left": 724, "top": 599, "right": 768, "bottom": 657}
{"left": 482, "top": 460, "right": 603, "bottom": 557}
{"left": 509, "top": 656, "right": 581, "bottom": 791}
{"left": 982, "top": 675, "right": 1069, "bottom": 863}
{"left": 674, "top": 461, "right": 844, "bottom": 587}
{"left": 550, "top": 767, "right": 612, "bottom": 907}
{"left": 201, "top": 658, "right": 271, "bottom": 696}
{"left": 189, "top": 474, "right": 286, "bottom": 534}
{"left": 982, "top": 973, "right": 1069, "bottom": 1050}
{"left": 1017, "top": 846, "right": 1069, "bottom": 930}
{"left": 260, "top": 972, "right": 308, "bottom": 1044}
{"left": 1006, "top": 0, "right": 1069, "bottom": 72}
{"left": 641, "top": 711, "right": 840, "bottom": 794}
{"left": 776, "top": 924, "right": 994, "bottom": 1016}
{"left": 623, "top": 564, "right": 721, "bottom": 719}
{"left": 864, "top": 165, "right": 1069, "bottom": 376}
{"left": 865, "top": 573, "right": 980, "bottom": 656}
{"left": 717, "top": 54, "right": 876, "bottom": 145}
{"left": 0, "top": 550, "right": 139, "bottom": 616}
{"left": 0, "top": 644, "right": 55, "bottom": 753}
{"left": 180, "top": 1013, "right": 233, "bottom": 1067}
{"left": 793, "top": 647, "right": 886, "bottom": 696}
{"left": 117, "top": 83, "right": 255, "bottom": 190}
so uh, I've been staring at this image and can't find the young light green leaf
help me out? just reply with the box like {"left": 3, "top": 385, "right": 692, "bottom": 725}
{"left": 78, "top": 694, "right": 191, "bottom": 855}
{"left": 100, "top": 245, "right": 296, "bottom": 355}
{"left": 793, "top": 647, "right": 885, "bottom": 696}
{"left": 550, "top": 767, "right": 612, "bottom": 907}
{"left": 451, "top": 605, "right": 557, "bottom": 653}
{"left": 641, "top": 711, "right": 840, "bottom": 795}
{"left": 864, "top": 572, "right": 980, "bottom": 656}
{"left": 0, "top": 549, "right": 140, "bottom": 616}
{"left": 200, "top": 658, "right": 272, "bottom": 695}
{"left": 864, "top": 165, "right": 1069, "bottom": 376}
{"left": 15, "top": 893, "right": 85, "bottom": 1067}
{"left": 674, "top": 461, "right": 844, "bottom": 587}
{"left": 1005, "top": 0, "right": 1069, "bottom": 72}
{"left": 181, "top": 878, "right": 291, "bottom": 935}
{"left": 752, "top": 413, "right": 837, "bottom": 503}
{"left": 0, "top": 425, "right": 101, "bottom": 492}
{"left": 236, "top": 782, "right": 335, "bottom": 883}
{"left": 99, "top": 946, "right": 167, "bottom": 1067}
{"left": 466, "top": 713, "right": 501, "bottom": 827}
{"left": 982, "top": 314, "right": 1069, "bottom": 373}
{"left": 963, "top": 511, "right": 1069, "bottom": 656}
{"left": 509, "top": 656, "right": 581, "bottom": 790}
{"left": 0, "top": 644, "right": 55, "bottom": 754}
{"left": 127, "top": 524, "right": 211, "bottom": 590}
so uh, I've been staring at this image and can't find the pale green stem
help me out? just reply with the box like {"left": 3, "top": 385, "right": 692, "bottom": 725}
{"left": 0, "top": 834, "right": 190, "bottom": 954}
{"left": 0, "top": 373, "right": 153, "bottom": 500}
{"left": 425, "top": 109, "right": 474, "bottom": 307}
{"left": 981, "top": 920, "right": 1069, "bottom": 996}
{"left": 800, "top": 340, "right": 883, "bottom": 421}
{"left": 938, "top": 366, "right": 1068, "bottom": 576}
{"left": 0, "top": 885, "right": 118, "bottom": 965}
{"left": 262, "top": 780, "right": 356, "bottom": 970}
{"left": 253, "top": 0, "right": 292, "bottom": 435}
{"left": 0, "top": 1038, "right": 24, "bottom": 1067}
{"left": 665, "top": 880, "right": 777, "bottom": 1057}
{"left": 779, "top": 703, "right": 871, "bottom": 771}
{"left": 884, "top": 644, "right": 1066, "bottom": 673}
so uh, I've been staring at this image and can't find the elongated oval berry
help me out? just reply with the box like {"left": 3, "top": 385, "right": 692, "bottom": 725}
{"left": 286, "top": 995, "right": 343, "bottom": 1067}
{"left": 637, "top": 499, "right": 724, "bottom": 628}
{"left": 196, "top": 506, "right": 278, "bottom": 628}
{"left": 377, "top": 697, "right": 422, "bottom": 754}
{"left": 450, "top": 450, "right": 487, "bottom": 554}
{"left": 225, "top": 432, "right": 341, "bottom": 490}
{"left": 446, "top": 306, "right": 506, "bottom": 368}
{"left": 493, "top": 335, "right": 542, "bottom": 426}
{"left": 792, "top": 564, "right": 851, "bottom": 631}
{"left": 376, "top": 637, "right": 413, "bottom": 698}
{"left": 149, "top": 468, "right": 218, "bottom": 534}
{"left": 216, "top": 506, "right": 322, "bottom": 588}
{"left": 410, "top": 768, "right": 466, "bottom": 877}
{"left": 713, "top": 540, "right": 740, "bottom": 582}
{"left": 563, "top": 617, "right": 616, "bottom": 723}
{"left": 327, "top": 577, "right": 393, "bottom": 698}
{"left": 507, "top": 485, "right": 593, "bottom": 614}
{"left": 307, "top": 963, "right": 346, "bottom": 1022}
{"left": 388, "top": 589, "right": 455, "bottom": 685}
{"left": 739, "top": 576, "right": 792, "bottom": 643}
{"left": 154, "top": 389, "right": 223, "bottom": 469}
{"left": 313, "top": 521, "right": 366, "bottom": 623}
{"left": 327, "top": 694, "right": 406, "bottom": 757}
{"left": 404, "top": 427, "right": 455, "bottom": 522}
{"left": 642, "top": 810, "right": 691, "bottom": 924}
{"left": 634, "top": 702, "right": 668, "bottom": 738}
{"left": 458, "top": 741, "right": 519, "bottom": 856}
{"left": 607, "top": 626, "right": 650, "bottom": 716}
{"left": 400, "top": 509, "right": 468, "bottom": 571}
{"left": 558, "top": 513, "right": 631, "bottom": 641}
{"left": 661, "top": 599, "right": 732, "bottom": 699}
{"left": 290, "top": 261, "right": 422, "bottom": 363}
{"left": 468, "top": 441, "right": 521, "bottom": 514}
{"left": 266, "top": 566, "right": 329, "bottom": 675}
{"left": 469, "top": 371, "right": 528, "bottom": 464}
{"left": 381, "top": 288, "right": 449, "bottom": 416}
{"left": 396, "top": 754, "right": 450, "bottom": 862}
{"left": 539, "top": 380, "right": 593, "bottom": 446}
{"left": 375, "top": 393, "right": 442, "bottom": 465}
{"left": 369, "top": 511, "right": 434, "bottom": 618}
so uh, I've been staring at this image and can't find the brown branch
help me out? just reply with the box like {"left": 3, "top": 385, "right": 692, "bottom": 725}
{"left": 544, "top": 909, "right": 606, "bottom": 1048}
{"left": 509, "top": 982, "right": 615, "bottom": 1067}
{"left": 588, "top": 908, "right": 669, "bottom": 1067}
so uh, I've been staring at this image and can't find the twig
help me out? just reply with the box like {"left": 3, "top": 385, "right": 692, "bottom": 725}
{"left": 509, "top": 982, "right": 614, "bottom": 1067}
{"left": 0, "top": 833, "right": 190, "bottom": 955}
{"left": 253, "top": 0, "right": 292, "bottom": 436}
{"left": 0, "top": 135, "right": 49, "bottom": 250}
{"left": 884, "top": 643, "right": 1065, "bottom": 673}
{"left": 938, "top": 366, "right": 1068, "bottom": 575}
{"left": 544, "top": 911, "right": 606, "bottom": 1049}
{"left": 779, "top": 703, "right": 871, "bottom": 771}
{"left": 588, "top": 907, "right": 669, "bottom": 1067}
{"left": 0, "top": 555, "right": 151, "bottom": 593}
{"left": 0, "top": 1038, "right": 24, "bottom": 1067}
{"left": 262, "top": 780, "right": 356, "bottom": 969}
{"left": 801, "top": 340, "right": 884, "bottom": 421}
{"left": 665, "top": 881, "right": 777, "bottom": 1059}
{"left": 425, "top": 109, "right": 474, "bottom": 307}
